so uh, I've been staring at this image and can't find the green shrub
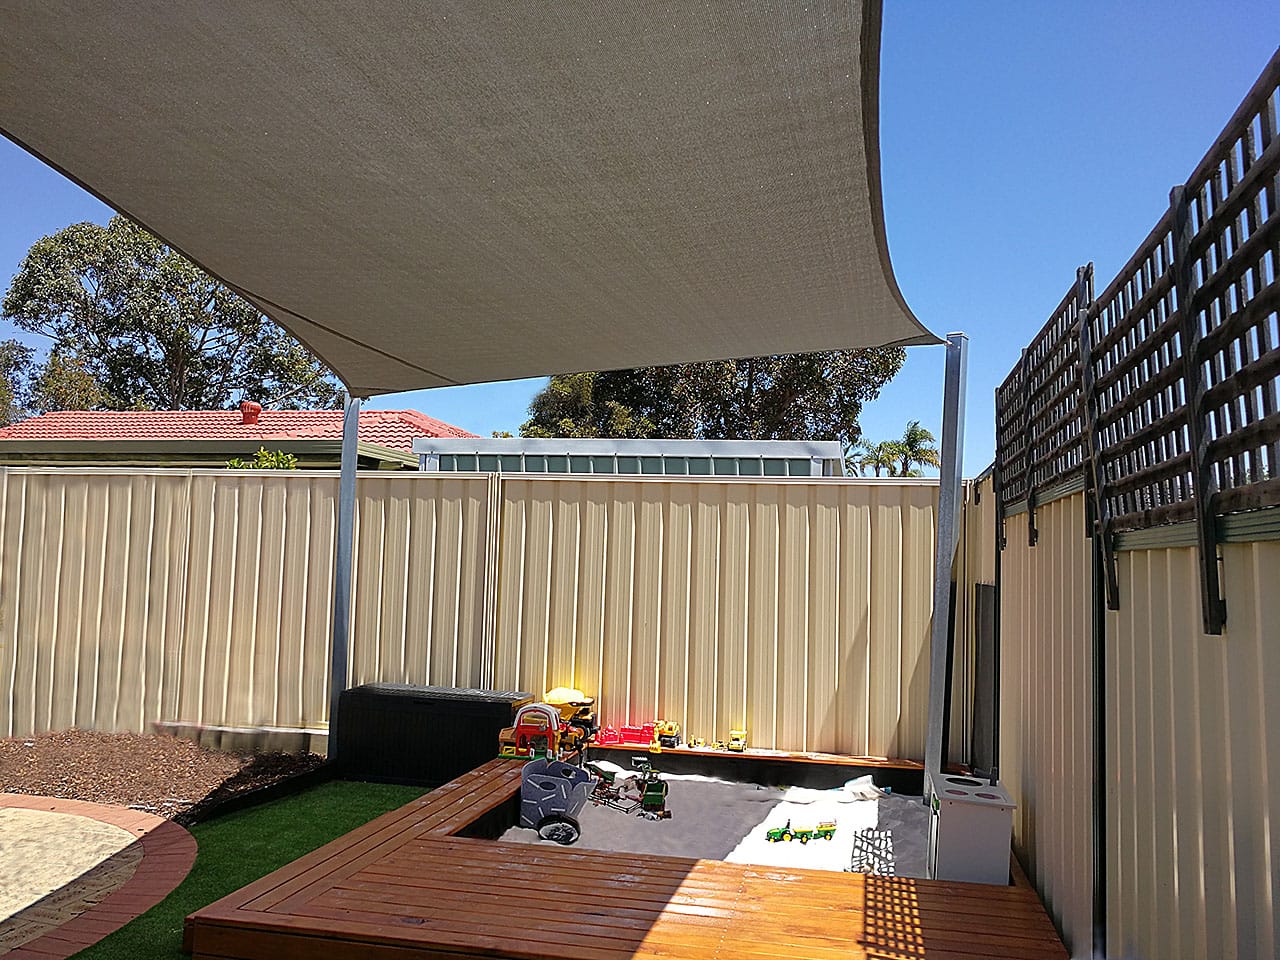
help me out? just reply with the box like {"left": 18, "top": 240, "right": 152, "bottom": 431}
{"left": 226, "top": 447, "right": 298, "bottom": 470}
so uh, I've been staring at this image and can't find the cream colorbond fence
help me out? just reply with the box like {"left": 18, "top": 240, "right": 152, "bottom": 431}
{"left": 0, "top": 469, "right": 490, "bottom": 737}
{"left": 0, "top": 468, "right": 979, "bottom": 763}
{"left": 491, "top": 476, "right": 942, "bottom": 757}
{"left": 991, "top": 54, "right": 1280, "bottom": 957}
{"left": 998, "top": 487, "right": 1280, "bottom": 960}
{"left": 999, "top": 492, "right": 1095, "bottom": 957}
{"left": 1105, "top": 536, "right": 1280, "bottom": 960}
{"left": 951, "top": 472, "right": 997, "bottom": 767}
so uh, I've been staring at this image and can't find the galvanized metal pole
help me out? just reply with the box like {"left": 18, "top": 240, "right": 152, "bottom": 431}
{"left": 329, "top": 392, "right": 361, "bottom": 757}
{"left": 925, "top": 333, "right": 968, "bottom": 791}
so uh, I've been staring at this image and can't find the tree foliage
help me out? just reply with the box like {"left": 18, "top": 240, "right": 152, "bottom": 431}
{"left": 846, "top": 420, "right": 941, "bottom": 477}
{"left": 0, "top": 340, "right": 33, "bottom": 426}
{"left": 847, "top": 439, "right": 902, "bottom": 477}
{"left": 27, "top": 349, "right": 114, "bottom": 414}
{"left": 896, "top": 420, "right": 941, "bottom": 475}
{"left": 227, "top": 448, "right": 300, "bottom": 470}
{"left": 520, "top": 350, "right": 906, "bottom": 447}
{"left": 1, "top": 216, "right": 340, "bottom": 412}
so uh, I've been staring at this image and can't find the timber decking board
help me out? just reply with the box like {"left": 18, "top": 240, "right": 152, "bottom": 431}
{"left": 233, "top": 760, "right": 523, "bottom": 914}
{"left": 187, "top": 759, "right": 1068, "bottom": 960}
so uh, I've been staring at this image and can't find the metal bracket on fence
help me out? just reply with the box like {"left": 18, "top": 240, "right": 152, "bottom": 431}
{"left": 994, "top": 458, "right": 1008, "bottom": 551}
{"left": 1019, "top": 349, "right": 1039, "bottom": 546}
{"left": 1076, "top": 264, "right": 1120, "bottom": 609}
{"left": 1170, "top": 185, "right": 1227, "bottom": 635}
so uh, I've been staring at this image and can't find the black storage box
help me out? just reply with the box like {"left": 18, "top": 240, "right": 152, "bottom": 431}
{"left": 333, "top": 684, "right": 533, "bottom": 786}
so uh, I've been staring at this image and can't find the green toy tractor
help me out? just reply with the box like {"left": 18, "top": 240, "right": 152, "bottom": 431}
{"left": 765, "top": 818, "right": 836, "bottom": 844}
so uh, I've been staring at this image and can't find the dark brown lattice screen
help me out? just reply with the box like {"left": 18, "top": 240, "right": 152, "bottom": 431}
{"left": 995, "top": 49, "right": 1280, "bottom": 633}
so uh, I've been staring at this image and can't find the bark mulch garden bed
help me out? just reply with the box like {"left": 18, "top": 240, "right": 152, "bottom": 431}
{"left": 0, "top": 730, "right": 325, "bottom": 824}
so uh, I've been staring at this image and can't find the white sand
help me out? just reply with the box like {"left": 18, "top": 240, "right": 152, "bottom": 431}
{"left": 723, "top": 784, "right": 879, "bottom": 873}
{"left": 0, "top": 809, "right": 135, "bottom": 919}
{"left": 501, "top": 772, "right": 926, "bottom": 877}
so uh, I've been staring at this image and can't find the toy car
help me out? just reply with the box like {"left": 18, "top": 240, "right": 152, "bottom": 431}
{"left": 727, "top": 729, "right": 747, "bottom": 752}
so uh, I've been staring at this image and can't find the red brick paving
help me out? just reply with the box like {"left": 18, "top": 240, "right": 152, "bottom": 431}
{"left": 0, "top": 794, "right": 196, "bottom": 959}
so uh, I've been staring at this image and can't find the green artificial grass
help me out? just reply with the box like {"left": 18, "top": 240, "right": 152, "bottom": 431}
{"left": 74, "top": 779, "right": 425, "bottom": 960}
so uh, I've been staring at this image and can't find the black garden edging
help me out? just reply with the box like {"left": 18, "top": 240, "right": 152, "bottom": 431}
{"left": 176, "top": 760, "right": 335, "bottom": 826}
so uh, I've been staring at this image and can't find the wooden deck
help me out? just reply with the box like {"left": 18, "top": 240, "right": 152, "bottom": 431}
{"left": 187, "top": 759, "right": 1067, "bottom": 960}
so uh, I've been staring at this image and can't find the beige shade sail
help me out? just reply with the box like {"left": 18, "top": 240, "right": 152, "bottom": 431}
{"left": 0, "top": 1, "right": 938, "bottom": 395}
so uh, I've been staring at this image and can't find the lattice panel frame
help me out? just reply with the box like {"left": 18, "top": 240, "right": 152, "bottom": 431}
{"left": 1086, "top": 218, "right": 1187, "bottom": 530}
{"left": 995, "top": 363, "right": 1028, "bottom": 509}
{"left": 999, "top": 51, "right": 1280, "bottom": 538}
{"left": 1181, "top": 71, "right": 1280, "bottom": 515}
{"left": 994, "top": 282, "right": 1088, "bottom": 516}
{"left": 1025, "top": 287, "right": 1089, "bottom": 492}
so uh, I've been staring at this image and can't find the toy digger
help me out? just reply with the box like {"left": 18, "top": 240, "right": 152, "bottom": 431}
{"left": 654, "top": 719, "right": 682, "bottom": 749}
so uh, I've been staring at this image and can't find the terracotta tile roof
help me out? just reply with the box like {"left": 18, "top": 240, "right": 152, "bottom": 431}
{"left": 0, "top": 409, "right": 476, "bottom": 452}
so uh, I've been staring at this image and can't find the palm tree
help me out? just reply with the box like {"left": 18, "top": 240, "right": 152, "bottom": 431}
{"left": 844, "top": 438, "right": 872, "bottom": 476}
{"left": 896, "top": 420, "right": 940, "bottom": 476}
{"left": 858, "top": 440, "right": 903, "bottom": 478}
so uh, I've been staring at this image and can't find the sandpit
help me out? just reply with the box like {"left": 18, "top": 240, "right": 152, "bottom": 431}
{"left": 499, "top": 773, "right": 930, "bottom": 877}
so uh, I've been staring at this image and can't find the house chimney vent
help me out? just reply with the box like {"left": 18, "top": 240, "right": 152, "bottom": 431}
{"left": 240, "top": 400, "right": 262, "bottom": 425}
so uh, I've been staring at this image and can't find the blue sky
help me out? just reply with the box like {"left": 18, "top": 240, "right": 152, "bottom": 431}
{"left": 1, "top": 4, "right": 1274, "bottom": 474}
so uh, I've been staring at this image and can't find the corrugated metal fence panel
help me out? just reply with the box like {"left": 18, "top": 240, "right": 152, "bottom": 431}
{"left": 173, "top": 472, "right": 341, "bottom": 728}
{"left": 0, "top": 470, "right": 493, "bottom": 737}
{"left": 490, "top": 477, "right": 939, "bottom": 757}
{"left": 1, "top": 470, "right": 983, "bottom": 767}
{"left": 1106, "top": 539, "right": 1280, "bottom": 960}
{"left": 999, "top": 492, "right": 1094, "bottom": 957}
{"left": 348, "top": 474, "right": 492, "bottom": 692}
{"left": 0, "top": 470, "right": 196, "bottom": 736}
